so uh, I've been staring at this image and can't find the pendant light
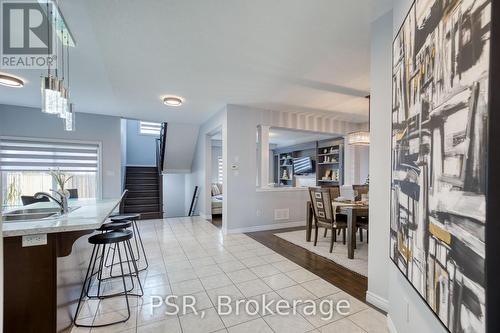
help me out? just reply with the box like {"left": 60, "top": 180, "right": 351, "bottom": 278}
{"left": 40, "top": 0, "right": 76, "bottom": 131}
{"left": 347, "top": 95, "right": 370, "bottom": 146}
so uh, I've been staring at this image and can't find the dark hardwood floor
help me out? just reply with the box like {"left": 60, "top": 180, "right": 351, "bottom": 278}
{"left": 211, "top": 214, "right": 222, "bottom": 228}
{"left": 246, "top": 226, "right": 368, "bottom": 302}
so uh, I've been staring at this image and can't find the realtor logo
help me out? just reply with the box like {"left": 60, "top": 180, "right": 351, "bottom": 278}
{"left": 1, "top": 0, "right": 56, "bottom": 69}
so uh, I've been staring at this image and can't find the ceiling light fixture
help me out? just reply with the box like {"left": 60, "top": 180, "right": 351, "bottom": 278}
{"left": 0, "top": 74, "right": 24, "bottom": 88}
{"left": 162, "top": 96, "right": 184, "bottom": 107}
{"left": 348, "top": 95, "right": 371, "bottom": 146}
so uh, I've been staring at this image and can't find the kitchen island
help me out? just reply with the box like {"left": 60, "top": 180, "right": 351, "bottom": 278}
{"left": 2, "top": 198, "right": 121, "bottom": 333}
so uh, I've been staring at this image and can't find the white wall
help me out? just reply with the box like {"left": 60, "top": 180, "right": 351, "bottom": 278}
{"left": 164, "top": 123, "right": 200, "bottom": 173}
{"left": 345, "top": 143, "right": 370, "bottom": 185}
{"left": 0, "top": 104, "right": 123, "bottom": 199}
{"left": 163, "top": 174, "right": 187, "bottom": 217}
{"left": 367, "top": 9, "right": 392, "bottom": 312}
{"left": 120, "top": 119, "right": 127, "bottom": 191}
{"left": 186, "top": 108, "right": 227, "bottom": 219}
{"left": 224, "top": 105, "right": 362, "bottom": 233}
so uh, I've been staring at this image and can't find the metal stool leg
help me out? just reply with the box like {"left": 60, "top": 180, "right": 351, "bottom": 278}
{"left": 126, "top": 239, "right": 144, "bottom": 296}
{"left": 74, "top": 245, "right": 97, "bottom": 327}
{"left": 132, "top": 219, "right": 149, "bottom": 271}
{"left": 89, "top": 242, "right": 131, "bottom": 328}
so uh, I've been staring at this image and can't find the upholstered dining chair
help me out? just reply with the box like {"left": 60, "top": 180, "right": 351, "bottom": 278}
{"left": 353, "top": 184, "right": 369, "bottom": 242}
{"left": 308, "top": 187, "right": 348, "bottom": 253}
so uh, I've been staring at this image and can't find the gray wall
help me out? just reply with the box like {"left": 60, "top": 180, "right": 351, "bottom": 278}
{"left": 0, "top": 104, "right": 122, "bottom": 199}
{"left": 126, "top": 119, "right": 158, "bottom": 166}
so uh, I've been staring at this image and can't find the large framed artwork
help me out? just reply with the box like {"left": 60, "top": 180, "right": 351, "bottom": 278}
{"left": 390, "top": 0, "right": 494, "bottom": 332}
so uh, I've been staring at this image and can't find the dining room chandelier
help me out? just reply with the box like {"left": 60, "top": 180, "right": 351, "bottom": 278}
{"left": 347, "top": 95, "right": 370, "bottom": 146}
{"left": 347, "top": 131, "right": 370, "bottom": 145}
{"left": 40, "top": 0, "right": 76, "bottom": 131}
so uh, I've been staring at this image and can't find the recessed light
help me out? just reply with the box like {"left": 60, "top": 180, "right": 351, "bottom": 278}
{"left": 162, "top": 96, "right": 184, "bottom": 107}
{"left": 0, "top": 73, "right": 24, "bottom": 88}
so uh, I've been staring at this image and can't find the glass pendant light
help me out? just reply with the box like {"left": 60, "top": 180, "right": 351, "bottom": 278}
{"left": 41, "top": 76, "right": 59, "bottom": 114}
{"left": 40, "top": 0, "right": 76, "bottom": 131}
{"left": 57, "top": 86, "right": 67, "bottom": 118}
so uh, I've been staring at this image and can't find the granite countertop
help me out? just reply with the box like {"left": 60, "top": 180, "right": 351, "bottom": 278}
{"left": 2, "top": 198, "right": 121, "bottom": 237}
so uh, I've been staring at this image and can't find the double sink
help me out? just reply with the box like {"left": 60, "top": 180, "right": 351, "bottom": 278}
{"left": 2, "top": 206, "right": 80, "bottom": 222}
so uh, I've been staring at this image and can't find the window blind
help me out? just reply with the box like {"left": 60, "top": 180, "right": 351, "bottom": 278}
{"left": 139, "top": 121, "right": 161, "bottom": 135}
{"left": 218, "top": 156, "right": 223, "bottom": 183}
{"left": 0, "top": 138, "right": 99, "bottom": 172}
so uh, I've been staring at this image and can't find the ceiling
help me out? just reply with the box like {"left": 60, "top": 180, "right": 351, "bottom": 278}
{"left": 0, "top": 0, "right": 392, "bottom": 124}
{"left": 269, "top": 127, "right": 337, "bottom": 148}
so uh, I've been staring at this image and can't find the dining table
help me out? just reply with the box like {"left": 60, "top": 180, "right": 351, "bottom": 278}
{"left": 306, "top": 200, "right": 368, "bottom": 259}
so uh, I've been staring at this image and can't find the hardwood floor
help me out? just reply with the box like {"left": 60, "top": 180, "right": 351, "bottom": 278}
{"left": 211, "top": 214, "right": 222, "bottom": 228}
{"left": 246, "top": 226, "right": 368, "bottom": 302}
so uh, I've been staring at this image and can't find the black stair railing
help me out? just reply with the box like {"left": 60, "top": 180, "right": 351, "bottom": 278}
{"left": 156, "top": 122, "right": 167, "bottom": 218}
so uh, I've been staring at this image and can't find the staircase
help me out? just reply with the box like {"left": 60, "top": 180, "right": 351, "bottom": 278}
{"left": 123, "top": 166, "right": 163, "bottom": 219}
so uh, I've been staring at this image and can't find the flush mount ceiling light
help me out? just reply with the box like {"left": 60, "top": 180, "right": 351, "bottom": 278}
{"left": 162, "top": 96, "right": 184, "bottom": 107}
{"left": 0, "top": 74, "right": 24, "bottom": 88}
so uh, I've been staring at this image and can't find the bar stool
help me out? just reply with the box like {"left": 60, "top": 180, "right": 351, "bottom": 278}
{"left": 109, "top": 213, "right": 148, "bottom": 271}
{"left": 96, "top": 221, "right": 137, "bottom": 282}
{"left": 73, "top": 230, "right": 143, "bottom": 328}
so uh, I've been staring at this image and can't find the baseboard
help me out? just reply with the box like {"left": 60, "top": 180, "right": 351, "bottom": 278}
{"left": 387, "top": 314, "right": 398, "bottom": 333}
{"left": 366, "top": 291, "right": 389, "bottom": 312}
{"left": 126, "top": 164, "right": 156, "bottom": 167}
{"left": 163, "top": 168, "right": 191, "bottom": 174}
{"left": 226, "top": 220, "right": 304, "bottom": 234}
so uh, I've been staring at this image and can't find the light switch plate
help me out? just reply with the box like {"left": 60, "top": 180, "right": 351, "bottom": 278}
{"left": 22, "top": 234, "right": 48, "bottom": 247}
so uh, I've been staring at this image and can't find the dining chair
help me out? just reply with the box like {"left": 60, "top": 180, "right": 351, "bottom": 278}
{"left": 68, "top": 189, "right": 79, "bottom": 199}
{"left": 353, "top": 185, "right": 369, "bottom": 242}
{"left": 308, "top": 187, "right": 347, "bottom": 253}
{"left": 352, "top": 185, "right": 369, "bottom": 201}
{"left": 21, "top": 195, "right": 50, "bottom": 205}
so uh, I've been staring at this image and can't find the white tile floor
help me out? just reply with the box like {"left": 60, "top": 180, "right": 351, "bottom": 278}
{"left": 71, "top": 216, "right": 388, "bottom": 333}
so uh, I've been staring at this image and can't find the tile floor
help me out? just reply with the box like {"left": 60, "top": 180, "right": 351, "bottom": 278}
{"left": 71, "top": 216, "right": 388, "bottom": 333}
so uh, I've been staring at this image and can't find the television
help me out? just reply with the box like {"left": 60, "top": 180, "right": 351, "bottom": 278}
{"left": 293, "top": 157, "right": 313, "bottom": 175}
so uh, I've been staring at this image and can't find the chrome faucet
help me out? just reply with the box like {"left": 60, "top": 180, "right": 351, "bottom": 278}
{"left": 34, "top": 190, "right": 69, "bottom": 214}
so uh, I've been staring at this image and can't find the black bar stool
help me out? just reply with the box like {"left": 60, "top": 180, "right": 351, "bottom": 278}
{"left": 73, "top": 230, "right": 143, "bottom": 328}
{"left": 109, "top": 213, "right": 149, "bottom": 271}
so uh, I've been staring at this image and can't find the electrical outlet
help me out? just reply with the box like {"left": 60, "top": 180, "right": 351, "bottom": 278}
{"left": 256, "top": 209, "right": 262, "bottom": 217}
{"left": 22, "top": 234, "right": 48, "bottom": 247}
{"left": 274, "top": 208, "right": 289, "bottom": 221}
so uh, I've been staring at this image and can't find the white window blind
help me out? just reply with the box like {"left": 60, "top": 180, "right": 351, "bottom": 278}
{"left": 0, "top": 138, "right": 100, "bottom": 172}
{"left": 218, "top": 156, "right": 223, "bottom": 184}
{"left": 139, "top": 121, "right": 161, "bottom": 135}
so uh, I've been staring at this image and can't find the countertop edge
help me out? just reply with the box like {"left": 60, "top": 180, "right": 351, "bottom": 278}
{"left": 2, "top": 199, "right": 121, "bottom": 238}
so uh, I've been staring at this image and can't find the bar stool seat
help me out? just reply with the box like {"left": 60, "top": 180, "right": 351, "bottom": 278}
{"left": 97, "top": 221, "right": 132, "bottom": 232}
{"left": 110, "top": 213, "right": 140, "bottom": 221}
{"left": 89, "top": 229, "right": 132, "bottom": 244}
{"left": 108, "top": 214, "right": 148, "bottom": 272}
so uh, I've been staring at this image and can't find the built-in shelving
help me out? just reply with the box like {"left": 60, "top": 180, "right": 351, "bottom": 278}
{"left": 316, "top": 139, "right": 344, "bottom": 186}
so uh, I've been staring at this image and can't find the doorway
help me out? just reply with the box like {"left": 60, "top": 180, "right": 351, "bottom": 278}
{"left": 208, "top": 130, "right": 223, "bottom": 228}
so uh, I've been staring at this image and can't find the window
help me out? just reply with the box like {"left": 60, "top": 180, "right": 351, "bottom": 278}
{"left": 139, "top": 121, "right": 161, "bottom": 136}
{"left": 0, "top": 137, "right": 100, "bottom": 208}
{"left": 218, "top": 156, "right": 223, "bottom": 184}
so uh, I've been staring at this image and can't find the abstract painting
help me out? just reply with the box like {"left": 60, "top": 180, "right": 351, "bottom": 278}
{"left": 390, "top": 0, "right": 491, "bottom": 332}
